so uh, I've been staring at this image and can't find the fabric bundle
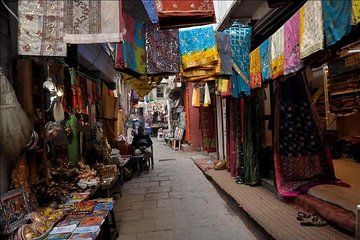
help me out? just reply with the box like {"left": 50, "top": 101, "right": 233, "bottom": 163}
{"left": 18, "top": 0, "right": 67, "bottom": 56}
{"left": 63, "top": 0, "right": 123, "bottom": 44}
{"left": 322, "top": 0, "right": 352, "bottom": 47}
{"left": 224, "top": 22, "right": 252, "bottom": 97}
{"left": 271, "top": 26, "right": 285, "bottom": 79}
{"left": 260, "top": 39, "right": 271, "bottom": 81}
{"left": 145, "top": 25, "right": 179, "bottom": 75}
{"left": 249, "top": 47, "right": 262, "bottom": 89}
{"left": 284, "top": 11, "right": 301, "bottom": 75}
{"left": 155, "top": 0, "right": 216, "bottom": 29}
{"left": 179, "top": 26, "right": 220, "bottom": 82}
{"left": 215, "top": 32, "right": 232, "bottom": 76}
{"left": 299, "top": 1, "right": 324, "bottom": 59}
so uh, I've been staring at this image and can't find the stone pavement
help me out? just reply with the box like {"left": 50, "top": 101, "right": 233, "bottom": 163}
{"left": 114, "top": 140, "right": 257, "bottom": 240}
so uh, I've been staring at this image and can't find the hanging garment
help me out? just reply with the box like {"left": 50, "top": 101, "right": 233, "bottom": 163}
{"left": 273, "top": 74, "right": 339, "bottom": 197}
{"left": 145, "top": 25, "right": 179, "bottom": 74}
{"left": 18, "top": 0, "right": 67, "bottom": 56}
{"left": 271, "top": 26, "right": 284, "bottom": 79}
{"left": 63, "top": 0, "right": 122, "bottom": 44}
{"left": 299, "top": 1, "right": 324, "bottom": 59}
{"left": 200, "top": 106, "right": 216, "bottom": 152}
{"left": 322, "top": 0, "right": 352, "bottom": 46}
{"left": 260, "top": 39, "right": 271, "bottom": 81}
{"left": 142, "top": 0, "right": 159, "bottom": 23}
{"left": 101, "top": 82, "right": 118, "bottom": 120}
{"left": 203, "top": 83, "right": 211, "bottom": 107}
{"left": 224, "top": 22, "right": 252, "bottom": 97}
{"left": 284, "top": 11, "right": 301, "bottom": 75}
{"left": 66, "top": 114, "right": 79, "bottom": 166}
{"left": 155, "top": 0, "right": 216, "bottom": 29}
{"left": 353, "top": 0, "right": 360, "bottom": 25}
{"left": 249, "top": 47, "right": 262, "bottom": 89}
{"left": 215, "top": 32, "right": 232, "bottom": 76}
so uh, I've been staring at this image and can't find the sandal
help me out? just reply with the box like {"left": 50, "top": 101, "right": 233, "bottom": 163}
{"left": 300, "top": 215, "right": 327, "bottom": 227}
{"left": 296, "top": 212, "right": 312, "bottom": 221}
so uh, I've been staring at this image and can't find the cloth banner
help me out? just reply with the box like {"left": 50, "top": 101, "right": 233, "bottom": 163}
{"left": 18, "top": 0, "right": 67, "bottom": 56}
{"left": 215, "top": 32, "right": 232, "bottom": 76}
{"left": 224, "top": 22, "right": 252, "bottom": 97}
{"left": 284, "top": 11, "right": 301, "bottom": 75}
{"left": 63, "top": 0, "right": 122, "bottom": 44}
{"left": 260, "top": 38, "right": 271, "bottom": 81}
{"left": 271, "top": 26, "right": 284, "bottom": 79}
{"left": 142, "top": 0, "right": 159, "bottom": 23}
{"left": 299, "top": 1, "right": 324, "bottom": 59}
{"left": 145, "top": 25, "right": 179, "bottom": 74}
{"left": 353, "top": 0, "right": 360, "bottom": 25}
{"left": 121, "top": 73, "right": 162, "bottom": 97}
{"left": 322, "top": 0, "right": 351, "bottom": 47}
{"left": 249, "top": 47, "right": 262, "bottom": 89}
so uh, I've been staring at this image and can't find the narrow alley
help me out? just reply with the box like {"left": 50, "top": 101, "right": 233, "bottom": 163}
{"left": 115, "top": 140, "right": 259, "bottom": 240}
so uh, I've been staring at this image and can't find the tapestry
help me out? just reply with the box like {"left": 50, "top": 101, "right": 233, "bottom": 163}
{"left": 273, "top": 74, "right": 337, "bottom": 197}
{"left": 63, "top": 0, "right": 122, "bottom": 44}
{"left": 322, "top": 0, "right": 351, "bottom": 46}
{"left": 215, "top": 32, "right": 232, "bottom": 76}
{"left": 249, "top": 47, "right": 262, "bottom": 89}
{"left": 353, "top": 0, "right": 360, "bottom": 25}
{"left": 271, "top": 26, "right": 284, "bottom": 79}
{"left": 142, "top": 0, "right": 159, "bottom": 23}
{"left": 260, "top": 38, "right": 271, "bottom": 81}
{"left": 200, "top": 106, "right": 216, "bottom": 152}
{"left": 284, "top": 11, "right": 301, "bottom": 75}
{"left": 155, "top": 0, "right": 215, "bottom": 28}
{"left": 145, "top": 25, "right": 179, "bottom": 74}
{"left": 224, "top": 22, "right": 252, "bottom": 97}
{"left": 18, "top": 0, "right": 67, "bottom": 56}
{"left": 299, "top": 1, "right": 324, "bottom": 59}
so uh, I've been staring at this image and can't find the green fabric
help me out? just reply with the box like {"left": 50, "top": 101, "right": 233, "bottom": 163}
{"left": 104, "top": 81, "right": 117, "bottom": 91}
{"left": 66, "top": 114, "right": 79, "bottom": 166}
{"left": 69, "top": 68, "right": 77, "bottom": 85}
{"left": 243, "top": 89, "right": 263, "bottom": 185}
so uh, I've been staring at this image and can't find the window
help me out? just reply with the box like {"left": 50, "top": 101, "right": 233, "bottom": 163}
{"left": 156, "top": 87, "right": 164, "bottom": 98}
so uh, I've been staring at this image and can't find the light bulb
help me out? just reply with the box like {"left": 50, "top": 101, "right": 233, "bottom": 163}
{"left": 56, "top": 89, "right": 64, "bottom": 97}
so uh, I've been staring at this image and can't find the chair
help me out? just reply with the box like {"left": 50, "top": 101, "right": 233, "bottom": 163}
{"left": 157, "top": 128, "right": 164, "bottom": 141}
{"left": 172, "top": 127, "right": 184, "bottom": 151}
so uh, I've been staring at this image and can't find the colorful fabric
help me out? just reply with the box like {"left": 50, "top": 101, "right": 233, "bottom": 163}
{"left": 121, "top": 73, "right": 162, "bottom": 97}
{"left": 216, "top": 78, "right": 232, "bottom": 97}
{"left": 63, "top": 0, "right": 122, "bottom": 44}
{"left": 273, "top": 74, "right": 337, "bottom": 197}
{"left": 215, "top": 32, "right": 232, "bottom": 75}
{"left": 249, "top": 47, "right": 262, "bottom": 89}
{"left": 299, "top": 1, "right": 324, "bottom": 59}
{"left": 145, "top": 25, "right": 179, "bottom": 74}
{"left": 322, "top": 0, "right": 351, "bottom": 46}
{"left": 18, "top": 0, "right": 67, "bottom": 56}
{"left": 142, "top": 0, "right": 159, "bottom": 23}
{"left": 271, "top": 26, "right": 284, "bottom": 79}
{"left": 224, "top": 22, "right": 252, "bottom": 97}
{"left": 353, "top": 0, "right": 360, "bottom": 25}
{"left": 284, "top": 11, "right": 301, "bottom": 75}
{"left": 260, "top": 39, "right": 271, "bottom": 81}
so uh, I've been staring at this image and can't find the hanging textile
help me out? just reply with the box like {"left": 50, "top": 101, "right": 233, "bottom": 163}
{"left": 243, "top": 89, "right": 263, "bottom": 185}
{"left": 299, "top": 1, "right": 324, "bottom": 59}
{"left": 353, "top": 0, "right": 360, "bottom": 25}
{"left": 200, "top": 106, "right": 216, "bottom": 152}
{"left": 63, "top": 0, "right": 122, "bottom": 44}
{"left": 155, "top": 0, "right": 215, "bottom": 29}
{"left": 271, "top": 26, "right": 284, "bottom": 80}
{"left": 224, "top": 22, "right": 252, "bottom": 97}
{"left": 121, "top": 73, "right": 162, "bottom": 97}
{"left": 101, "top": 82, "right": 118, "bottom": 120}
{"left": 216, "top": 78, "right": 232, "bottom": 97}
{"left": 260, "top": 39, "right": 271, "bottom": 81}
{"left": 215, "top": 32, "right": 232, "bottom": 76}
{"left": 249, "top": 47, "right": 262, "bottom": 89}
{"left": 322, "top": 0, "right": 352, "bottom": 47}
{"left": 142, "top": 0, "right": 159, "bottom": 23}
{"left": 284, "top": 11, "right": 301, "bottom": 75}
{"left": 18, "top": 0, "right": 67, "bottom": 56}
{"left": 203, "top": 83, "right": 211, "bottom": 107}
{"left": 273, "top": 74, "right": 339, "bottom": 197}
{"left": 66, "top": 114, "right": 79, "bottom": 166}
{"left": 145, "top": 25, "right": 179, "bottom": 74}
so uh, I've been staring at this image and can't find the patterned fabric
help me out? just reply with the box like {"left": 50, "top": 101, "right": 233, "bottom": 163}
{"left": 273, "top": 74, "right": 336, "bottom": 197}
{"left": 224, "top": 22, "right": 252, "bottom": 97}
{"left": 215, "top": 32, "right": 232, "bottom": 76}
{"left": 200, "top": 107, "right": 216, "bottom": 152}
{"left": 299, "top": 1, "right": 324, "bottom": 59}
{"left": 284, "top": 11, "right": 301, "bottom": 75}
{"left": 271, "top": 26, "right": 284, "bottom": 79}
{"left": 63, "top": 0, "right": 122, "bottom": 44}
{"left": 353, "top": 0, "right": 360, "bottom": 25}
{"left": 18, "top": 0, "right": 67, "bottom": 56}
{"left": 216, "top": 78, "right": 232, "bottom": 97}
{"left": 260, "top": 39, "right": 271, "bottom": 81}
{"left": 322, "top": 0, "right": 351, "bottom": 46}
{"left": 142, "top": 0, "right": 159, "bottom": 23}
{"left": 145, "top": 25, "right": 179, "bottom": 74}
{"left": 249, "top": 47, "right": 262, "bottom": 89}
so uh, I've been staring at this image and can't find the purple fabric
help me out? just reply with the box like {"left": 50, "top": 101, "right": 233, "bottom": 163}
{"left": 215, "top": 32, "right": 232, "bottom": 76}
{"left": 284, "top": 11, "right": 301, "bottom": 75}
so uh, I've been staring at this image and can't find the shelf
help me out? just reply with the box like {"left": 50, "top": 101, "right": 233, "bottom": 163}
{"left": 330, "top": 88, "right": 360, "bottom": 96}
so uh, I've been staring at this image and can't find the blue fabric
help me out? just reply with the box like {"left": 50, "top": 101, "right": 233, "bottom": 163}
{"left": 142, "top": 0, "right": 158, "bottom": 24}
{"left": 224, "top": 22, "right": 252, "bottom": 97}
{"left": 215, "top": 32, "right": 232, "bottom": 75}
{"left": 260, "top": 39, "right": 271, "bottom": 81}
{"left": 322, "top": 0, "right": 351, "bottom": 46}
{"left": 179, "top": 26, "right": 216, "bottom": 55}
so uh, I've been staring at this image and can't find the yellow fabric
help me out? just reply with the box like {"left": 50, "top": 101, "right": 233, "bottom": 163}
{"left": 299, "top": 6, "right": 305, "bottom": 50}
{"left": 353, "top": 0, "right": 360, "bottom": 25}
{"left": 249, "top": 47, "right": 262, "bottom": 89}
{"left": 186, "top": 75, "right": 216, "bottom": 82}
{"left": 121, "top": 73, "right": 161, "bottom": 97}
{"left": 181, "top": 47, "right": 220, "bottom": 70}
{"left": 271, "top": 55, "right": 284, "bottom": 79}
{"left": 101, "top": 82, "right": 118, "bottom": 120}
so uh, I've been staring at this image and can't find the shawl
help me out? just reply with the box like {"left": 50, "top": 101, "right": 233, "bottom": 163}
{"left": 271, "top": 26, "right": 284, "bottom": 79}
{"left": 249, "top": 47, "right": 262, "bottom": 89}
{"left": 215, "top": 32, "right": 232, "bottom": 76}
{"left": 299, "top": 1, "right": 324, "bottom": 59}
{"left": 260, "top": 39, "right": 271, "bottom": 81}
{"left": 18, "top": 0, "right": 67, "bottom": 56}
{"left": 63, "top": 0, "right": 122, "bottom": 44}
{"left": 284, "top": 11, "right": 301, "bottom": 75}
{"left": 322, "top": 0, "right": 351, "bottom": 46}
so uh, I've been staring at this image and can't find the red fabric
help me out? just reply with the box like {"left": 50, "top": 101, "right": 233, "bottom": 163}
{"left": 229, "top": 100, "right": 237, "bottom": 177}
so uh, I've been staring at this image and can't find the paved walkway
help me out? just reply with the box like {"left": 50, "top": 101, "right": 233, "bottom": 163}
{"left": 115, "top": 140, "right": 257, "bottom": 240}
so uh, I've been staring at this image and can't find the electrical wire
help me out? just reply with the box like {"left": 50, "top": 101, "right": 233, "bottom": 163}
{"left": 1, "top": 0, "right": 19, "bottom": 21}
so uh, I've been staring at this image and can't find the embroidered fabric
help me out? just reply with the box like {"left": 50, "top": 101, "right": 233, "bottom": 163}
{"left": 260, "top": 38, "right": 271, "bottom": 81}
{"left": 249, "top": 47, "right": 262, "bottom": 89}
{"left": 284, "top": 11, "right": 301, "bottom": 75}
{"left": 271, "top": 26, "right": 284, "bottom": 79}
